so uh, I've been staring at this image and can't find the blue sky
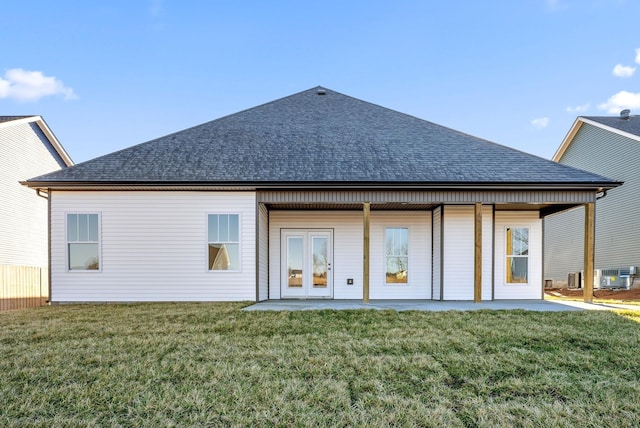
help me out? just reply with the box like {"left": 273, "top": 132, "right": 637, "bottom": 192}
{"left": 2, "top": 0, "right": 639, "bottom": 163}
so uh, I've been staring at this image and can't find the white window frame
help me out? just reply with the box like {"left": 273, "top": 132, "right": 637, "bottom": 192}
{"left": 505, "top": 226, "right": 529, "bottom": 285}
{"left": 384, "top": 226, "right": 410, "bottom": 286}
{"left": 65, "top": 212, "right": 101, "bottom": 272}
{"left": 206, "top": 213, "right": 242, "bottom": 272}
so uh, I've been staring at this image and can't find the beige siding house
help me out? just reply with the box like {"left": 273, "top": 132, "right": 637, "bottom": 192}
{"left": 24, "top": 88, "right": 619, "bottom": 303}
{"left": 1, "top": 116, "right": 72, "bottom": 309}
{"left": 545, "top": 112, "right": 639, "bottom": 287}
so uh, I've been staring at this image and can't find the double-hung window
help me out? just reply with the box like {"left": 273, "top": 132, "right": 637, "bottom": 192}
{"left": 506, "top": 227, "right": 528, "bottom": 283}
{"left": 67, "top": 213, "right": 100, "bottom": 271}
{"left": 208, "top": 214, "right": 240, "bottom": 271}
{"left": 385, "top": 227, "right": 408, "bottom": 284}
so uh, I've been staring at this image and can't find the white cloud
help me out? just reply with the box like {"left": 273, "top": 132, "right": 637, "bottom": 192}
{"left": 636, "top": 48, "right": 640, "bottom": 64}
{"left": 598, "top": 91, "right": 640, "bottom": 114}
{"left": 566, "top": 103, "right": 590, "bottom": 113}
{"left": 531, "top": 117, "right": 550, "bottom": 128}
{"left": 0, "top": 68, "right": 76, "bottom": 102}
{"left": 613, "top": 64, "right": 636, "bottom": 77}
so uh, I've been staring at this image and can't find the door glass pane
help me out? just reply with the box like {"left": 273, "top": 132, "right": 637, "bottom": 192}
{"left": 287, "top": 236, "right": 303, "bottom": 288}
{"left": 312, "top": 236, "right": 328, "bottom": 288}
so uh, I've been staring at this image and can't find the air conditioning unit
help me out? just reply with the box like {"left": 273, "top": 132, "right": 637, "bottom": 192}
{"left": 567, "top": 272, "right": 581, "bottom": 289}
{"left": 582, "top": 267, "right": 636, "bottom": 290}
{"left": 599, "top": 268, "right": 632, "bottom": 289}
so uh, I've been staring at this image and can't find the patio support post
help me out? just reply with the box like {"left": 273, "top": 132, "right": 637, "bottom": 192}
{"left": 583, "top": 202, "right": 595, "bottom": 303}
{"left": 474, "top": 202, "right": 482, "bottom": 303}
{"left": 363, "top": 202, "right": 370, "bottom": 303}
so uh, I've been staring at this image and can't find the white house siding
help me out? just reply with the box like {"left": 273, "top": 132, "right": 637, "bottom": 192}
{"left": 440, "top": 205, "right": 494, "bottom": 301}
{"left": 494, "top": 211, "right": 542, "bottom": 299}
{"left": 369, "top": 211, "right": 432, "bottom": 299}
{"left": 50, "top": 191, "right": 256, "bottom": 302}
{"left": 481, "top": 206, "right": 494, "bottom": 300}
{"left": 432, "top": 207, "right": 442, "bottom": 300}
{"left": 268, "top": 210, "right": 432, "bottom": 300}
{"left": 0, "top": 120, "right": 66, "bottom": 267}
{"left": 269, "top": 211, "right": 363, "bottom": 300}
{"left": 257, "top": 203, "right": 269, "bottom": 301}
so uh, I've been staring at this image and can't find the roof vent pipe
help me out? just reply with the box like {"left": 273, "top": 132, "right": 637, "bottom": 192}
{"left": 620, "top": 109, "right": 631, "bottom": 119}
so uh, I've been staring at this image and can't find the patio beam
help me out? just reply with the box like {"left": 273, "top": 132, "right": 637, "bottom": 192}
{"left": 583, "top": 202, "right": 595, "bottom": 303}
{"left": 363, "top": 202, "right": 370, "bottom": 303}
{"left": 474, "top": 203, "right": 482, "bottom": 302}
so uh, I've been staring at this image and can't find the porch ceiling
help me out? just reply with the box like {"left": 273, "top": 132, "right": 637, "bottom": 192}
{"left": 266, "top": 202, "right": 438, "bottom": 210}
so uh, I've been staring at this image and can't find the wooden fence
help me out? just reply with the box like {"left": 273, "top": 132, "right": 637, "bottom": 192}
{"left": 0, "top": 265, "right": 49, "bottom": 311}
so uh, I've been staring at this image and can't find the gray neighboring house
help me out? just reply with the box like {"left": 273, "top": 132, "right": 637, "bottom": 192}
{"left": 1, "top": 116, "right": 73, "bottom": 309}
{"left": 545, "top": 112, "right": 640, "bottom": 287}
{"left": 24, "top": 87, "right": 619, "bottom": 303}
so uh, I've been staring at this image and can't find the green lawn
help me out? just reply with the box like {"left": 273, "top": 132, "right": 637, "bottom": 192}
{"left": 1, "top": 304, "right": 639, "bottom": 427}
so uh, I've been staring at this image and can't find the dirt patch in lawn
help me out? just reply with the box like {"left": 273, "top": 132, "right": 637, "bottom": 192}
{"left": 545, "top": 287, "right": 640, "bottom": 301}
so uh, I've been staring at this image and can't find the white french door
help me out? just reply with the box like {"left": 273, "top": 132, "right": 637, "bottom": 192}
{"left": 281, "top": 229, "right": 333, "bottom": 298}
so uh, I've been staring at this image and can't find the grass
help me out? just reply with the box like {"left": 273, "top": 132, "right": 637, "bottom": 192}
{"left": 1, "top": 304, "right": 640, "bottom": 426}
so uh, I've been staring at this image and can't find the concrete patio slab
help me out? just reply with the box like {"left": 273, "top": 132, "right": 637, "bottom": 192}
{"left": 242, "top": 299, "right": 640, "bottom": 312}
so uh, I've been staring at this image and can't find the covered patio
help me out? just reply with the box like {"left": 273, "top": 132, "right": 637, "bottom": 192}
{"left": 243, "top": 299, "right": 640, "bottom": 312}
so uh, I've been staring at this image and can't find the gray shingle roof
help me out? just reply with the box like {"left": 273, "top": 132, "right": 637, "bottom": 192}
{"left": 583, "top": 115, "right": 640, "bottom": 138}
{"left": 0, "top": 115, "right": 34, "bottom": 123}
{"left": 27, "top": 87, "right": 617, "bottom": 187}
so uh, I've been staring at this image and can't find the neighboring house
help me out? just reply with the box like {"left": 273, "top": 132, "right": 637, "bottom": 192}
{"left": 545, "top": 111, "right": 639, "bottom": 287}
{"left": 1, "top": 116, "right": 73, "bottom": 309}
{"left": 24, "top": 87, "right": 619, "bottom": 303}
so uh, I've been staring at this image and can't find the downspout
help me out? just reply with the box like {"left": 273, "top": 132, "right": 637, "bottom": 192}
{"left": 34, "top": 189, "right": 52, "bottom": 304}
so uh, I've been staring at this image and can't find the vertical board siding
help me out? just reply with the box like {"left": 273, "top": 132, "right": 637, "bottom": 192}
{"left": 546, "top": 123, "right": 640, "bottom": 281}
{"left": 432, "top": 207, "right": 442, "bottom": 300}
{"left": 440, "top": 205, "right": 493, "bottom": 301}
{"left": 442, "top": 206, "right": 475, "bottom": 300}
{"left": 494, "top": 211, "right": 542, "bottom": 299}
{"left": 369, "top": 211, "right": 432, "bottom": 299}
{"left": 0, "top": 265, "right": 49, "bottom": 310}
{"left": 269, "top": 211, "right": 364, "bottom": 300}
{"left": 482, "top": 206, "right": 494, "bottom": 300}
{"left": 50, "top": 191, "right": 256, "bottom": 302}
{"left": 268, "top": 210, "right": 432, "bottom": 300}
{"left": 258, "top": 203, "right": 269, "bottom": 301}
{"left": 0, "top": 121, "right": 65, "bottom": 267}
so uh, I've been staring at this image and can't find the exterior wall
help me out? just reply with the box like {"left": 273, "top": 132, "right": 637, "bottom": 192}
{"left": 50, "top": 191, "right": 256, "bottom": 302}
{"left": 268, "top": 210, "right": 432, "bottom": 300}
{"left": 432, "top": 207, "right": 442, "bottom": 300}
{"left": 441, "top": 206, "right": 493, "bottom": 300}
{"left": 0, "top": 120, "right": 66, "bottom": 267}
{"left": 369, "top": 211, "right": 432, "bottom": 299}
{"left": 257, "top": 203, "right": 269, "bottom": 301}
{"left": 545, "top": 123, "right": 640, "bottom": 282}
{"left": 494, "top": 211, "right": 542, "bottom": 299}
{"left": 544, "top": 206, "right": 584, "bottom": 283}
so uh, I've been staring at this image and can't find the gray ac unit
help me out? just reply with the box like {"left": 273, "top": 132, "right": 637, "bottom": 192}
{"left": 567, "top": 272, "right": 581, "bottom": 289}
{"left": 599, "top": 268, "right": 631, "bottom": 289}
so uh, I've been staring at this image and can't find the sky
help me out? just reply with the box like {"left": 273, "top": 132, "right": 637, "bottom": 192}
{"left": 2, "top": 0, "right": 640, "bottom": 164}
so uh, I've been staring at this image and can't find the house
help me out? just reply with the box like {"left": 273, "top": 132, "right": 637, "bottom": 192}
{"left": 1, "top": 116, "right": 73, "bottom": 309}
{"left": 545, "top": 111, "right": 639, "bottom": 287}
{"left": 23, "top": 87, "right": 620, "bottom": 303}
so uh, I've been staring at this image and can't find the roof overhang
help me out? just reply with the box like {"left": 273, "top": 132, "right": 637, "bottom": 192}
{"left": 21, "top": 180, "right": 621, "bottom": 193}
{"left": 553, "top": 117, "right": 640, "bottom": 162}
